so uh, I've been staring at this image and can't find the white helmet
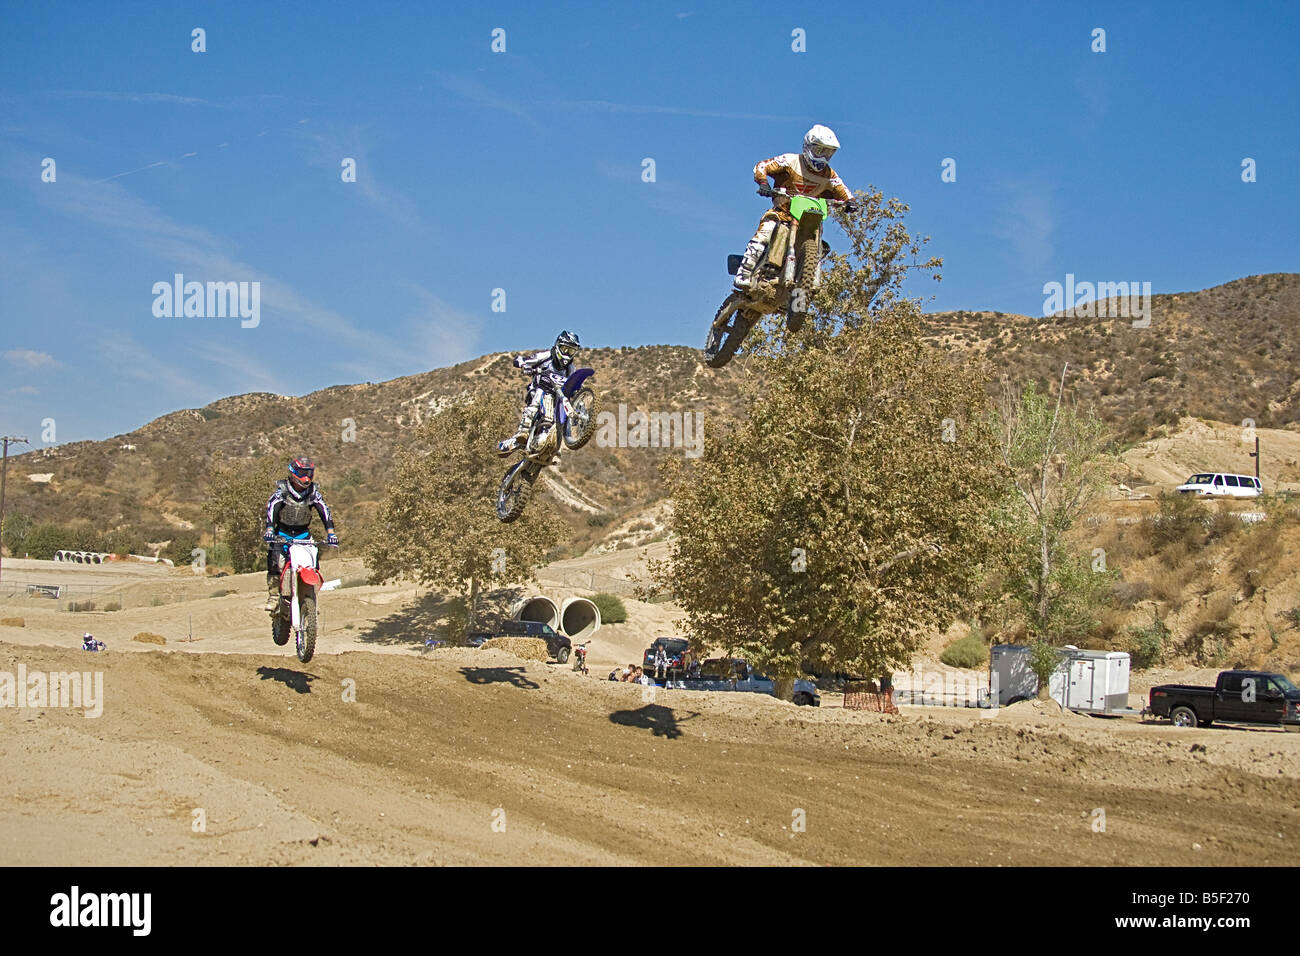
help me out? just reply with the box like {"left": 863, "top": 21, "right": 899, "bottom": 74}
{"left": 803, "top": 125, "right": 840, "bottom": 171}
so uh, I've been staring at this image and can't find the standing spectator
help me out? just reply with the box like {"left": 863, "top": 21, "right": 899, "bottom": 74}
{"left": 653, "top": 644, "right": 669, "bottom": 680}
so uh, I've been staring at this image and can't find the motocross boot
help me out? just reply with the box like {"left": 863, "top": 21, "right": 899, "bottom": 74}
{"left": 732, "top": 245, "right": 763, "bottom": 291}
{"left": 496, "top": 405, "right": 537, "bottom": 456}
{"left": 733, "top": 222, "right": 775, "bottom": 291}
{"left": 264, "top": 576, "right": 279, "bottom": 613}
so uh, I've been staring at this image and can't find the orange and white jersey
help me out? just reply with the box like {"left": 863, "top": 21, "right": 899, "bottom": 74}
{"left": 753, "top": 152, "right": 852, "bottom": 208}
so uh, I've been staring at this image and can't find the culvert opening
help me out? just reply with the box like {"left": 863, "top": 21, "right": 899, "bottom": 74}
{"left": 561, "top": 597, "right": 601, "bottom": 641}
{"left": 514, "top": 596, "right": 560, "bottom": 630}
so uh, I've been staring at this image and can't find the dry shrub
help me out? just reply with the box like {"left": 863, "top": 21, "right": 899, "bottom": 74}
{"left": 1110, "top": 577, "right": 1150, "bottom": 607}
{"left": 0, "top": 617, "right": 25, "bottom": 627}
{"left": 1204, "top": 506, "right": 1242, "bottom": 544}
{"left": 1092, "top": 606, "right": 1129, "bottom": 645}
{"left": 1158, "top": 539, "right": 1193, "bottom": 571}
{"left": 132, "top": 632, "right": 167, "bottom": 645}
{"left": 1148, "top": 567, "right": 1188, "bottom": 609}
{"left": 1233, "top": 522, "right": 1286, "bottom": 576}
{"left": 1184, "top": 595, "right": 1237, "bottom": 660}
{"left": 479, "top": 637, "right": 548, "bottom": 661}
{"left": 1143, "top": 493, "right": 1207, "bottom": 555}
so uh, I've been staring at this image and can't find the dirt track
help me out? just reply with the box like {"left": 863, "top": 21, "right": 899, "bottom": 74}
{"left": 2, "top": 642, "right": 1296, "bottom": 865}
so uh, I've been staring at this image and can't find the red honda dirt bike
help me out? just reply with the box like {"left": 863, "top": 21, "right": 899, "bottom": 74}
{"left": 571, "top": 641, "right": 590, "bottom": 675}
{"left": 703, "top": 186, "right": 847, "bottom": 369}
{"left": 270, "top": 536, "right": 332, "bottom": 663}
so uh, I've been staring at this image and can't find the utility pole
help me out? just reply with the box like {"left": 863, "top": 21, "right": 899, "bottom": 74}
{"left": 0, "top": 436, "right": 31, "bottom": 584}
{"left": 1249, "top": 434, "right": 1260, "bottom": 483}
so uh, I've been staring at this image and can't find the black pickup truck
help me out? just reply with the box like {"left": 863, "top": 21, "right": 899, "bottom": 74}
{"left": 1148, "top": 670, "right": 1300, "bottom": 729}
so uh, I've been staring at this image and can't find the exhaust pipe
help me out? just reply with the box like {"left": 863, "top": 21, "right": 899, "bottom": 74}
{"left": 560, "top": 597, "right": 601, "bottom": 641}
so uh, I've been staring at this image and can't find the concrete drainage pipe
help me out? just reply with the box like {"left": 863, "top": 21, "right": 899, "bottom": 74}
{"left": 560, "top": 597, "right": 601, "bottom": 641}
{"left": 511, "top": 596, "right": 560, "bottom": 630}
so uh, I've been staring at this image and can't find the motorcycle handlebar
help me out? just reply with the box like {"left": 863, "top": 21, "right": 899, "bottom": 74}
{"left": 267, "top": 537, "right": 336, "bottom": 548}
{"left": 759, "top": 185, "right": 848, "bottom": 206}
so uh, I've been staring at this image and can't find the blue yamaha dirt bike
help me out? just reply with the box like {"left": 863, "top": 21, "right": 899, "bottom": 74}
{"left": 703, "top": 186, "right": 846, "bottom": 369}
{"left": 496, "top": 369, "right": 600, "bottom": 522}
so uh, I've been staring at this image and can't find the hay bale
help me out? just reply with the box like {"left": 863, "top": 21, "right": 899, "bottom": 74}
{"left": 132, "top": 632, "right": 167, "bottom": 645}
{"left": 479, "top": 637, "right": 549, "bottom": 662}
{"left": 0, "top": 617, "right": 25, "bottom": 627}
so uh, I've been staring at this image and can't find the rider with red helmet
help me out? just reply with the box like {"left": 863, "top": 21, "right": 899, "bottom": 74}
{"left": 263, "top": 457, "right": 337, "bottom": 612}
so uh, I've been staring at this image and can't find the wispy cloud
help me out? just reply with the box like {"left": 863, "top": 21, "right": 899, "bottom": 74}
{"left": 989, "top": 174, "right": 1059, "bottom": 273}
{"left": 594, "top": 161, "right": 741, "bottom": 239}
{"left": 8, "top": 385, "right": 39, "bottom": 396}
{"left": 435, "top": 72, "right": 799, "bottom": 127}
{"left": 293, "top": 123, "right": 430, "bottom": 233}
{"left": 376, "top": 281, "right": 481, "bottom": 378}
{"left": 545, "top": 99, "right": 805, "bottom": 123}
{"left": 435, "top": 73, "right": 540, "bottom": 129}
{"left": 40, "top": 90, "right": 216, "bottom": 107}
{"left": 4, "top": 349, "right": 59, "bottom": 369}
{"left": 23, "top": 171, "right": 422, "bottom": 373}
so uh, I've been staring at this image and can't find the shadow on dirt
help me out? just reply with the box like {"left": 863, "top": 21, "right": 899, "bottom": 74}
{"left": 608, "top": 703, "right": 697, "bottom": 739}
{"left": 356, "top": 588, "right": 526, "bottom": 647}
{"left": 256, "top": 666, "right": 318, "bottom": 694}
{"left": 355, "top": 592, "right": 453, "bottom": 647}
{"left": 459, "top": 666, "right": 540, "bottom": 690}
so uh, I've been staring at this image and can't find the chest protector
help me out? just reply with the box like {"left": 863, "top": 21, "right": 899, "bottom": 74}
{"left": 276, "top": 480, "right": 315, "bottom": 528}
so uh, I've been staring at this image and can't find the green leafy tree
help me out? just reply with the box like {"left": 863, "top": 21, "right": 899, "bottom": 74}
{"left": 1, "top": 512, "right": 33, "bottom": 556}
{"left": 993, "top": 369, "right": 1115, "bottom": 645}
{"left": 165, "top": 532, "right": 200, "bottom": 567}
{"left": 22, "top": 522, "right": 69, "bottom": 560}
{"left": 367, "top": 393, "right": 560, "bottom": 634}
{"left": 653, "top": 191, "right": 1003, "bottom": 694}
{"left": 203, "top": 454, "right": 283, "bottom": 573}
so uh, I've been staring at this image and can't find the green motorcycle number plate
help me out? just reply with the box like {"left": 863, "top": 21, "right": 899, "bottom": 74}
{"left": 788, "top": 195, "right": 828, "bottom": 221}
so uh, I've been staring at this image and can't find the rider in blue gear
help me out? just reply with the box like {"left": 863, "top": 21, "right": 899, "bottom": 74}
{"left": 496, "top": 330, "right": 581, "bottom": 465}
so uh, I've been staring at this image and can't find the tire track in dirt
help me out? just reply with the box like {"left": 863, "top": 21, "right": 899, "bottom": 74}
{"left": 1, "top": 644, "right": 1295, "bottom": 865}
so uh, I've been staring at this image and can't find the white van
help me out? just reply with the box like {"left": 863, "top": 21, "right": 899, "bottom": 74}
{"left": 1176, "top": 473, "right": 1262, "bottom": 497}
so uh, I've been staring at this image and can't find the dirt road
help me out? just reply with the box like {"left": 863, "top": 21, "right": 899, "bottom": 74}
{"left": 2, "top": 642, "right": 1295, "bottom": 866}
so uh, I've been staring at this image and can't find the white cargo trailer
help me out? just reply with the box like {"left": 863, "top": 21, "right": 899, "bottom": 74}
{"left": 989, "top": 644, "right": 1133, "bottom": 714}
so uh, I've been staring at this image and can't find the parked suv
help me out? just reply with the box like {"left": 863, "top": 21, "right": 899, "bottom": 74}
{"left": 497, "top": 619, "right": 573, "bottom": 663}
{"left": 1176, "top": 472, "right": 1262, "bottom": 497}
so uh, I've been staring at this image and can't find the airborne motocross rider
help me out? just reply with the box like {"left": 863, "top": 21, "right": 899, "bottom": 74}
{"left": 495, "top": 329, "right": 582, "bottom": 465}
{"left": 262, "top": 457, "right": 337, "bottom": 612}
{"left": 732, "top": 124, "right": 857, "bottom": 292}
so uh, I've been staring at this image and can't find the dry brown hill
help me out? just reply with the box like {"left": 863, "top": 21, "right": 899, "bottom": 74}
{"left": 5, "top": 273, "right": 1298, "bottom": 549}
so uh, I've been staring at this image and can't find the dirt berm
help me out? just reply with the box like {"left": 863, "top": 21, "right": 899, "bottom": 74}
{"left": 1, "top": 643, "right": 1295, "bottom": 865}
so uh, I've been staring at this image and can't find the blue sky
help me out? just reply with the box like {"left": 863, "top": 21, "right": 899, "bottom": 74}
{"left": 1, "top": 0, "right": 1297, "bottom": 443}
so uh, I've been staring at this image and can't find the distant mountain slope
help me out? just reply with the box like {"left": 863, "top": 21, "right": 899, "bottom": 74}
{"left": 5, "top": 345, "right": 747, "bottom": 546}
{"left": 927, "top": 273, "right": 1300, "bottom": 441}
{"left": 6, "top": 274, "right": 1298, "bottom": 545}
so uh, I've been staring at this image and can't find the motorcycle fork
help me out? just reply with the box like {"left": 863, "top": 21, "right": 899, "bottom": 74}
{"left": 527, "top": 393, "right": 557, "bottom": 457}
